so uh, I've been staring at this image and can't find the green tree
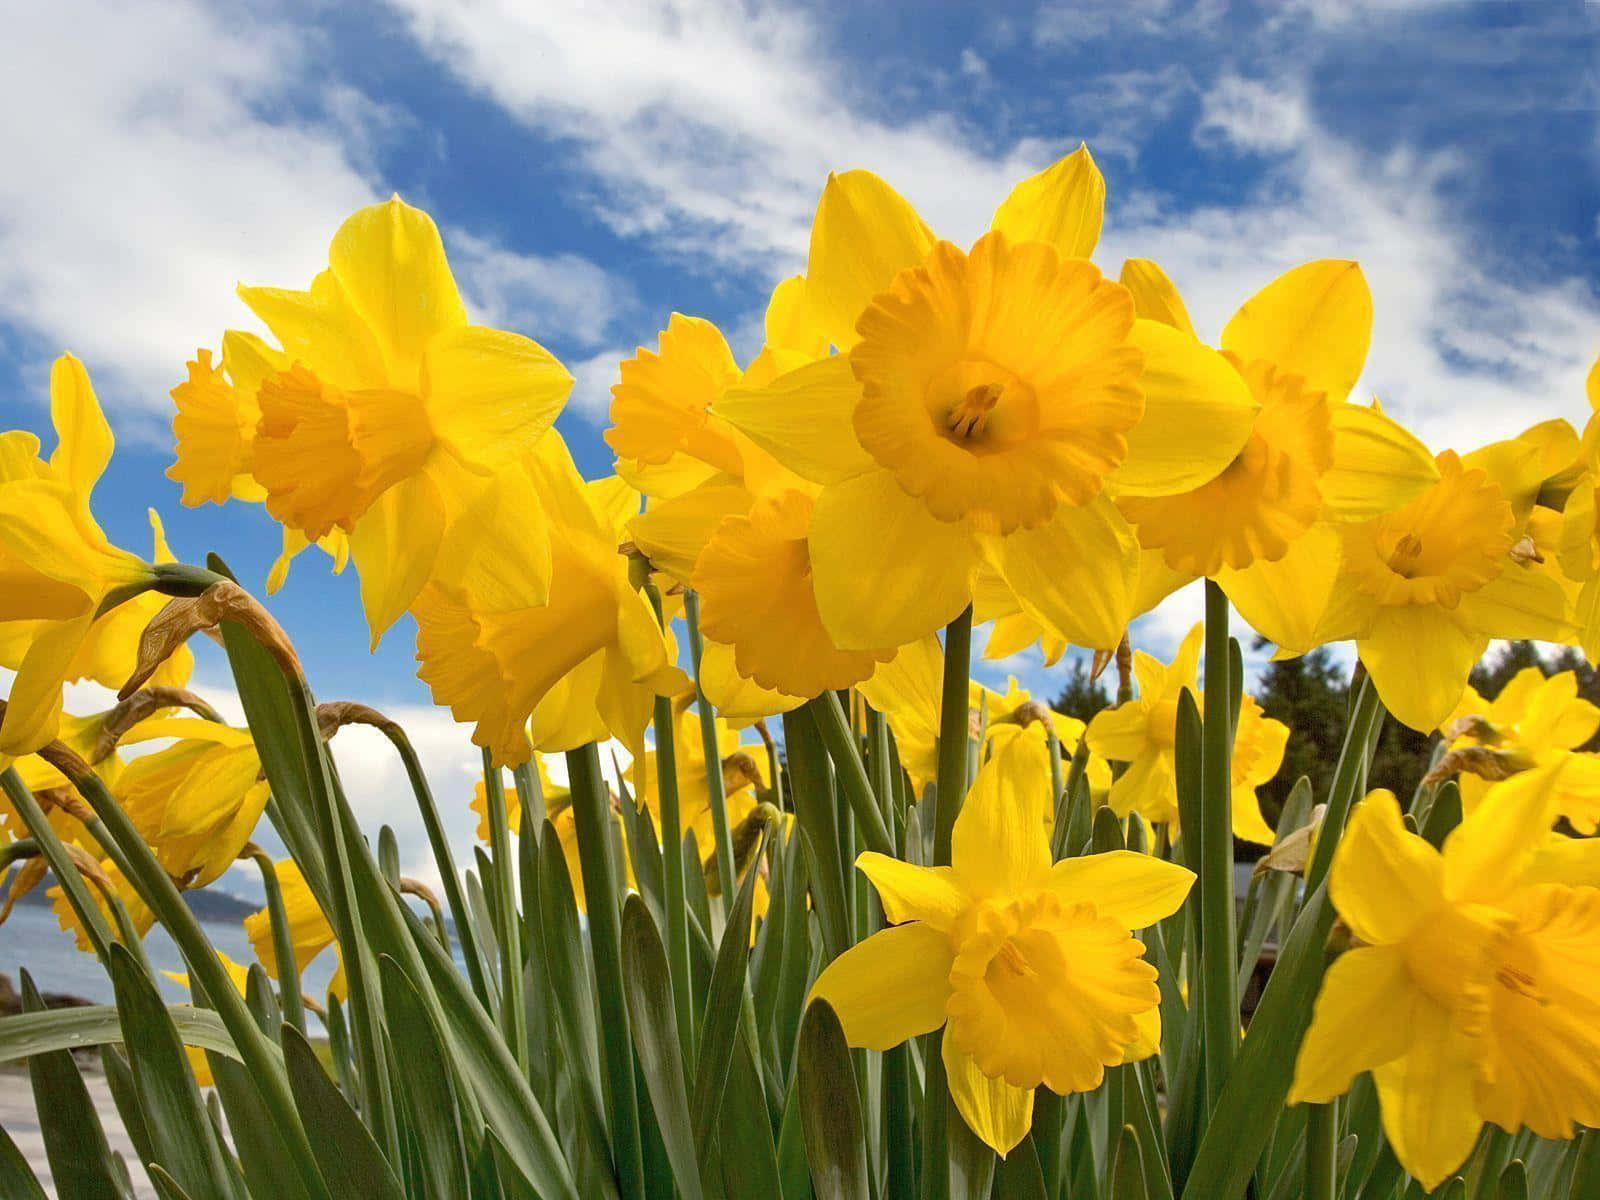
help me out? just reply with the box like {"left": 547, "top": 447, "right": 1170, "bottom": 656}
{"left": 1052, "top": 655, "right": 1112, "bottom": 723}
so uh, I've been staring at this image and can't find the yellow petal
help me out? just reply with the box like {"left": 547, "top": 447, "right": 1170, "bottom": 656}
{"left": 1221, "top": 260, "right": 1372, "bottom": 405}
{"left": 327, "top": 196, "right": 467, "bottom": 385}
{"left": 714, "top": 356, "right": 875, "bottom": 486}
{"left": 49, "top": 354, "right": 113, "bottom": 501}
{"left": 1358, "top": 606, "right": 1483, "bottom": 733}
{"left": 629, "top": 484, "right": 752, "bottom": 585}
{"left": 424, "top": 325, "right": 571, "bottom": 470}
{"left": 762, "top": 274, "right": 829, "bottom": 358}
{"left": 808, "top": 470, "right": 978, "bottom": 650}
{"left": 1371, "top": 1003, "right": 1484, "bottom": 1192}
{"left": 1218, "top": 523, "right": 1353, "bottom": 656}
{"left": 0, "top": 612, "right": 93, "bottom": 754}
{"left": 1289, "top": 945, "right": 1417, "bottom": 1103}
{"left": 808, "top": 923, "right": 954, "bottom": 1050}
{"left": 951, "top": 728, "right": 1053, "bottom": 897}
{"left": 1086, "top": 703, "right": 1154, "bottom": 764}
{"left": 1329, "top": 790, "right": 1444, "bottom": 946}
{"left": 1319, "top": 404, "right": 1440, "bottom": 522}
{"left": 942, "top": 1031, "right": 1034, "bottom": 1158}
{"left": 984, "top": 495, "right": 1139, "bottom": 651}
{"left": 856, "top": 854, "right": 966, "bottom": 929}
{"left": 988, "top": 144, "right": 1104, "bottom": 260}
{"left": 236, "top": 271, "right": 389, "bottom": 392}
{"left": 697, "top": 637, "right": 803, "bottom": 721}
{"left": 1118, "top": 258, "right": 1195, "bottom": 335}
{"left": 1462, "top": 419, "right": 1579, "bottom": 525}
{"left": 1047, "top": 850, "right": 1194, "bottom": 928}
{"left": 1441, "top": 764, "right": 1563, "bottom": 905}
{"left": 1106, "top": 320, "right": 1258, "bottom": 498}
{"left": 349, "top": 473, "right": 444, "bottom": 648}
{"left": 806, "top": 170, "right": 936, "bottom": 351}
{"left": 605, "top": 314, "right": 745, "bottom": 473}
{"left": 1455, "top": 560, "right": 1574, "bottom": 644}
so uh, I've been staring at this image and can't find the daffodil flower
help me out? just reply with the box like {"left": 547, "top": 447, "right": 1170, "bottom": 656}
{"left": 1279, "top": 426, "right": 1578, "bottom": 731}
{"left": 628, "top": 704, "right": 767, "bottom": 853}
{"left": 414, "top": 433, "right": 686, "bottom": 769}
{"left": 0, "top": 358, "right": 192, "bottom": 753}
{"left": 1290, "top": 769, "right": 1600, "bottom": 1189}
{"left": 621, "top": 287, "right": 895, "bottom": 700}
{"left": 1115, "top": 260, "right": 1440, "bottom": 617}
{"left": 1086, "top": 624, "right": 1286, "bottom": 844}
{"left": 1439, "top": 669, "right": 1600, "bottom": 833}
{"left": 186, "top": 197, "right": 573, "bottom": 642}
{"left": 810, "top": 729, "right": 1193, "bottom": 1155}
{"left": 714, "top": 147, "right": 1260, "bottom": 653}
{"left": 1556, "top": 356, "right": 1600, "bottom": 656}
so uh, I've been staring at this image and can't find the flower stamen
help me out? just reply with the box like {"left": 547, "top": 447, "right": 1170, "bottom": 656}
{"left": 948, "top": 382, "right": 1003, "bottom": 440}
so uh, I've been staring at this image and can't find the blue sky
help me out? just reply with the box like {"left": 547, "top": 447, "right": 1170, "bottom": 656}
{"left": 1, "top": 0, "right": 1597, "bottom": 891}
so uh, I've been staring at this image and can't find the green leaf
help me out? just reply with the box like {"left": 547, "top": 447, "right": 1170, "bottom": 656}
{"left": 716, "top": 1034, "right": 782, "bottom": 1200}
{"left": 947, "top": 1093, "right": 995, "bottom": 1200}
{"left": 282, "top": 1024, "right": 405, "bottom": 1200}
{"left": 993, "top": 1134, "right": 1048, "bottom": 1200}
{"left": 378, "top": 955, "right": 472, "bottom": 1200}
{"left": 1112, "top": 1125, "right": 1150, "bottom": 1200}
{"left": 206, "top": 1046, "right": 316, "bottom": 1200}
{"left": 21, "top": 971, "right": 124, "bottom": 1200}
{"left": 100, "top": 1046, "right": 156, "bottom": 1176}
{"left": 149, "top": 1164, "right": 197, "bottom": 1200}
{"left": 692, "top": 816, "right": 766, "bottom": 1159}
{"left": 796, "top": 1000, "right": 869, "bottom": 1200}
{"left": 620, "top": 895, "right": 706, "bottom": 1200}
{"left": 105, "top": 943, "right": 237, "bottom": 1200}
{"left": 0, "top": 1117, "right": 48, "bottom": 1200}
{"left": 0, "top": 1002, "right": 237, "bottom": 1064}
{"left": 1498, "top": 1159, "right": 1529, "bottom": 1200}
{"left": 775, "top": 1068, "right": 811, "bottom": 1200}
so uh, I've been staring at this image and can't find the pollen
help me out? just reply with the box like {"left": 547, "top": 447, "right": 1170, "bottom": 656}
{"left": 1387, "top": 532, "right": 1424, "bottom": 575}
{"left": 994, "top": 939, "right": 1034, "bottom": 978}
{"left": 1494, "top": 964, "right": 1549, "bottom": 1006}
{"left": 948, "top": 382, "right": 1003, "bottom": 439}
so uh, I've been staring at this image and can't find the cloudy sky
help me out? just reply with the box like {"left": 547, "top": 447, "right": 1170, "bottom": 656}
{"left": 2, "top": 0, "right": 1597, "bottom": 896}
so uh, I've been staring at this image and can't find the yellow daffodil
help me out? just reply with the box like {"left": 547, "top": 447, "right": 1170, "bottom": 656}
{"left": 1556, "top": 357, "right": 1600, "bottom": 657}
{"left": 621, "top": 289, "right": 895, "bottom": 700}
{"left": 246, "top": 859, "right": 345, "bottom": 1002}
{"left": 1290, "top": 770, "right": 1600, "bottom": 1189}
{"left": 1117, "top": 260, "right": 1437, "bottom": 598}
{"left": 0, "top": 358, "right": 192, "bottom": 753}
{"left": 810, "top": 729, "right": 1193, "bottom": 1155}
{"left": 50, "top": 856, "right": 152, "bottom": 952}
{"left": 629, "top": 703, "right": 767, "bottom": 851}
{"left": 713, "top": 148, "right": 1259, "bottom": 654}
{"left": 1439, "top": 669, "right": 1600, "bottom": 832}
{"left": 469, "top": 762, "right": 630, "bottom": 910}
{"left": 182, "top": 197, "right": 572, "bottom": 641}
{"left": 111, "top": 716, "right": 269, "bottom": 889}
{"left": 414, "top": 432, "right": 686, "bottom": 769}
{"left": 1270, "top": 427, "right": 1577, "bottom": 731}
{"left": 1086, "top": 624, "right": 1285, "bottom": 844}
{"left": 857, "top": 636, "right": 1107, "bottom": 800}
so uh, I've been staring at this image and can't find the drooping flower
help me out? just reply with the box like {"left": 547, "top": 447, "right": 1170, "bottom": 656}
{"left": 714, "top": 148, "right": 1259, "bottom": 654}
{"left": 1085, "top": 624, "right": 1286, "bottom": 844}
{"left": 810, "top": 729, "right": 1193, "bottom": 1155}
{"left": 0, "top": 357, "right": 191, "bottom": 753}
{"left": 1437, "top": 668, "right": 1600, "bottom": 833}
{"left": 414, "top": 432, "right": 686, "bottom": 769}
{"left": 1290, "top": 770, "right": 1600, "bottom": 1189}
{"left": 1116, "top": 260, "right": 1438, "bottom": 607}
{"left": 188, "top": 197, "right": 573, "bottom": 641}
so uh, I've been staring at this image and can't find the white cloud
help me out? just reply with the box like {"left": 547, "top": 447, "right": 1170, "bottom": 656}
{"left": 564, "top": 347, "right": 630, "bottom": 423}
{"left": 454, "top": 233, "right": 635, "bottom": 350}
{"left": 1195, "top": 75, "right": 1310, "bottom": 153}
{"left": 389, "top": 0, "right": 1049, "bottom": 268}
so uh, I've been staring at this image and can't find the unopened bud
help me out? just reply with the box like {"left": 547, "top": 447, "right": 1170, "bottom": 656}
{"left": 315, "top": 701, "right": 400, "bottom": 742}
{"left": 1253, "top": 804, "right": 1328, "bottom": 880}
{"left": 1424, "top": 745, "right": 1534, "bottom": 786}
{"left": 1509, "top": 535, "right": 1544, "bottom": 566}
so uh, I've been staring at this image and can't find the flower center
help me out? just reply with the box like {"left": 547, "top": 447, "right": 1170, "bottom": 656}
{"left": 948, "top": 382, "right": 1003, "bottom": 440}
{"left": 1386, "top": 532, "right": 1424, "bottom": 577}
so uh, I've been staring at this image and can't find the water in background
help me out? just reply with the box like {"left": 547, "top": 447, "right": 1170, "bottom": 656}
{"left": 1, "top": 903, "right": 340, "bottom": 1017}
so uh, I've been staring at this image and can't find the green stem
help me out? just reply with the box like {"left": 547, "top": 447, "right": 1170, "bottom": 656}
{"left": 246, "top": 847, "right": 305, "bottom": 1036}
{"left": 482, "top": 750, "right": 527, "bottom": 1073}
{"left": 39, "top": 765, "right": 332, "bottom": 1200}
{"left": 932, "top": 606, "right": 973, "bottom": 866}
{"left": 1305, "top": 1102, "right": 1337, "bottom": 1200}
{"left": 684, "top": 589, "right": 738, "bottom": 918}
{"left": 808, "top": 692, "right": 894, "bottom": 857}
{"left": 567, "top": 743, "right": 646, "bottom": 1200}
{"left": 1199, "top": 579, "right": 1239, "bottom": 1113}
{"left": 645, "top": 582, "right": 695, "bottom": 1059}
{"left": 386, "top": 722, "right": 493, "bottom": 1009}
{"left": 1302, "top": 674, "right": 1382, "bottom": 897}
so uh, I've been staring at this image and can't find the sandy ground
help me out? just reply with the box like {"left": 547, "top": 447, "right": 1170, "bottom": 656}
{"left": 2, "top": 1065, "right": 156, "bottom": 1199}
